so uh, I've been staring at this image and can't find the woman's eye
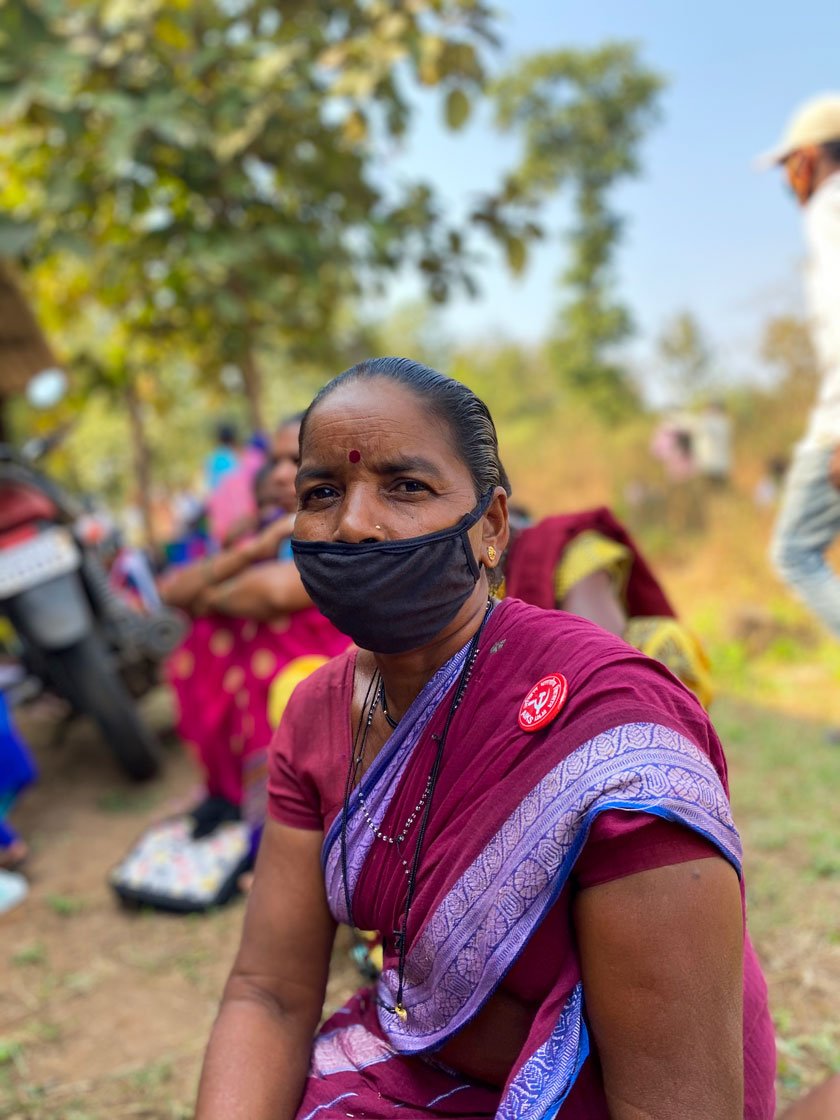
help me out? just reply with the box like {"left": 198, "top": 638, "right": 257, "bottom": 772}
{"left": 301, "top": 485, "right": 339, "bottom": 504}
{"left": 393, "top": 479, "right": 429, "bottom": 494}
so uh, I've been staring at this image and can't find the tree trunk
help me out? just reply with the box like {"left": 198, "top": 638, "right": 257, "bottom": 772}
{"left": 124, "top": 375, "right": 155, "bottom": 551}
{"left": 240, "top": 345, "right": 265, "bottom": 433}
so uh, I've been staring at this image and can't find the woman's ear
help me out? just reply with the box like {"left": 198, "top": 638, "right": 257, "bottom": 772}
{"left": 786, "top": 146, "right": 819, "bottom": 205}
{"left": 481, "top": 488, "right": 509, "bottom": 571}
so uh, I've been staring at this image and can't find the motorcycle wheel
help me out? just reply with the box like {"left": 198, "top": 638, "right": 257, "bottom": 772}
{"left": 45, "top": 634, "right": 162, "bottom": 781}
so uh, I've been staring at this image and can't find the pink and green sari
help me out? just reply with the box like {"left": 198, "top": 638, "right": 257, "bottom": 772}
{"left": 270, "top": 598, "right": 776, "bottom": 1118}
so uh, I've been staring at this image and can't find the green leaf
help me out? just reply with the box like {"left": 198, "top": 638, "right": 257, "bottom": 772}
{"left": 444, "top": 88, "right": 471, "bottom": 130}
{"left": 504, "top": 235, "right": 526, "bottom": 275}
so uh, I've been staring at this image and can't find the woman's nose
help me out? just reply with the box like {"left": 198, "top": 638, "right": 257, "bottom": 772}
{"left": 334, "top": 486, "right": 385, "bottom": 544}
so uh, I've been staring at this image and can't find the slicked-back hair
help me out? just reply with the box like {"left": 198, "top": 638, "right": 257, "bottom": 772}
{"left": 300, "top": 357, "right": 512, "bottom": 500}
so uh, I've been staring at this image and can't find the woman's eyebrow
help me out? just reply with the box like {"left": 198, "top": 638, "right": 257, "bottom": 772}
{"left": 296, "top": 465, "right": 335, "bottom": 488}
{"left": 297, "top": 455, "right": 445, "bottom": 486}
{"left": 375, "top": 455, "right": 444, "bottom": 479}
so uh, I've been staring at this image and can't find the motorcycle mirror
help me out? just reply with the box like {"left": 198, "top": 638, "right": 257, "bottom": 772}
{"left": 26, "top": 367, "right": 68, "bottom": 410}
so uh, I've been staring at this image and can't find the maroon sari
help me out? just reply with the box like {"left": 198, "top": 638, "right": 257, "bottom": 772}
{"left": 269, "top": 598, "right": 776, "bottom": 1118}
{"left": 505, "top": 507, "right": 676, "bottom": 617}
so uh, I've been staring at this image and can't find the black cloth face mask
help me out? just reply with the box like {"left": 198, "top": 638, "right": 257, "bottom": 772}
{"left": 291, "top": 490, "right": 493, "bottom": 654}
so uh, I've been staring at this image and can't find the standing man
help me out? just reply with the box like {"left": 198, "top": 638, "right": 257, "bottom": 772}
{"left": 763, "top": 95, "right": 840, "bottom": 637}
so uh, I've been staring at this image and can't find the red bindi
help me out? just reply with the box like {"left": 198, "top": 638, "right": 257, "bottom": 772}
{"left": 348, "top": 449, "right": 361, "bottom": 463}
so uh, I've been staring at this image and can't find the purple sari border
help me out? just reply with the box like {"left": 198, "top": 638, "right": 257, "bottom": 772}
{"left": 311, "top": 1022, "right": 396, "bottom": 1078}
{"left": 299, "top": 1092, "right": 357, "bottom": 1120}
{"left": 376, "top": 722, "right": 740, "bottom": 1054}
{"left": 498, "top": 984, "right": 590, "bottom": 1120}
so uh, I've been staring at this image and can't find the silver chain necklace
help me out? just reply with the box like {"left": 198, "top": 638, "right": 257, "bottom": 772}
{"left": 356, "top": 682, "right": 433, "bottom": 873}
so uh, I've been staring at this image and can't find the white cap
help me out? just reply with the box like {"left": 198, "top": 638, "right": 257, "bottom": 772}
{"left": 757, "top": 93, "right": 840, "bottom": 168}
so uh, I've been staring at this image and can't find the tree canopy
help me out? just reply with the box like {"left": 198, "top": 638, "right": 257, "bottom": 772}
{"left": 0, "top": 0, "right": 541, "bottom": 425}
{"left": 494, "top": 43, "right": 664, "bottom": 417}
{"left": 656, "top": 310, "right": 714, "bottom": 406}
{"left": 0, "top": 3, "right": 666, "bottom": 534}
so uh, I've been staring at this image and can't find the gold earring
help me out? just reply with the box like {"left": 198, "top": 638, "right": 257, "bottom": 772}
{"left": 487, "top": 546, "right": 497, "bottom": 564}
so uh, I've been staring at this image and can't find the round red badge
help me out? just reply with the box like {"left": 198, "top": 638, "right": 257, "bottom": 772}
{"left": 518, "top": 674, "right": 568, "bottom": 733}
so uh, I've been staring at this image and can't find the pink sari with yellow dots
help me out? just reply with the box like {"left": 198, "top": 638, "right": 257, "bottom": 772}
{"left": 167, "top": 608, "right": 350, "bottom": 825}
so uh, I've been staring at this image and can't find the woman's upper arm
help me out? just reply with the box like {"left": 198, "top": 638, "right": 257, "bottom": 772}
{"left": 227, "top": 818, "right": 335, "bottom": 1026}
{"left": 574, "top": 856, "right": 744, "bottom": 1120}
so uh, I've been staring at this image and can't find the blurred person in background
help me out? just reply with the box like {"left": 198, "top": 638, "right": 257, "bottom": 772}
{"left": 504, "top": 506, "right": 713, "bottom": 708}
{"left": 753, "top": 455, "right": 788, "bottom": 510}
{"left": 693, "top": 400, "right": 733, "bottom": 488}
{"left": 650, "top": 408, "right": 696, "bottom": 483}
{"left": 649, "top": 408, "right": 706, "bottom": 532}
{"left": 762, "top": 95, "right": 840, "bottom": 638}
{"left": 206, "top": 432, "right": 270, "bottom": 547}
{"left": 160, "top": 414, "right": 350, "bottom": 848}
{"left": 204, "top": 420, "right": 241, "bottom": 493}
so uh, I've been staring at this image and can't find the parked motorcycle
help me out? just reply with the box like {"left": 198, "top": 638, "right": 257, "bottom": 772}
{"left": 0, "top": 371, "right": 183, "bottom": 780}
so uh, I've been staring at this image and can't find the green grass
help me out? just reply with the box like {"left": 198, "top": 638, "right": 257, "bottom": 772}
{"left": 45, "top": 894, "right": 86, "bottom": 918}
{"left": 95, "top": 789, "right": 158, "bottom": 815}
{"left": 129, "top": 1059, "right": 174, "bottom": 1094}
{"left": 713, "top": 696, "right": 840, "bottom": 1099}
{"left": 716, "top": 697, "right": 840, "bottom": 901}
{"left": 0, "top": 1041, "right": 24, "bottom": 1070}
{"left": 11, "top": 941, "right": 47, "bottom": 967}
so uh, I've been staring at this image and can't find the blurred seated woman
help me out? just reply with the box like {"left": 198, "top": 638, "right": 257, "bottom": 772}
{"left": 160, "top": 414, "right": 350, "bottom": 843}
{"left": 504, "top": 506, "right": 713, "bottom": 708}
{"left": 197, "top": 358, "right": 775, "bottom": 1119}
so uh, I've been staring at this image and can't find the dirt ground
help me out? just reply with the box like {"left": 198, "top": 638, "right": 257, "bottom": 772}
{"left": 0, "top": 693, "right": 359, "bottom": 1119}
{"left": 1, "top": 687, "right": 839, "bottom": 1119}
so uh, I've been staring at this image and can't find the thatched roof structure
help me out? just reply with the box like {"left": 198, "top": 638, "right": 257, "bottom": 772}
{"left": 0, "top": 262, "right": 60, "bottom": 396}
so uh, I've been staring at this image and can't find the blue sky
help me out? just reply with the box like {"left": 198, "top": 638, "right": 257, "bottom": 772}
{"left": 382, "top": 0, "right": 839, "bottom": 389}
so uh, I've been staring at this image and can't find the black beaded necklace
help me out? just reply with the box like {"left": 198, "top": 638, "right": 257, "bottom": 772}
{"left": 340, "top": 600, "right": 493, "bottom": 1023}
{"left": 378, "top": 680, "right": 399, "bottom": 730}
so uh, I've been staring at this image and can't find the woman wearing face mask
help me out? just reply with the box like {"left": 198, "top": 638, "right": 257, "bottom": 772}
{"left": 196, "top": 359, "right": 776, "bottom": 1120}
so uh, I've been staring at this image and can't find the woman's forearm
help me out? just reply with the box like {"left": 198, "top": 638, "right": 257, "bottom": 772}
{"left": 196, "top": 986, "right": 315, "bottom": 1120}
{"left": 198, "top": 822, "right": 334, "bottom": 1120}
{"left": 198, "top": 565, "right": 312, "bottom": 620}
{"left": 160, "top": 547, "right": 255, "bottom": 613}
